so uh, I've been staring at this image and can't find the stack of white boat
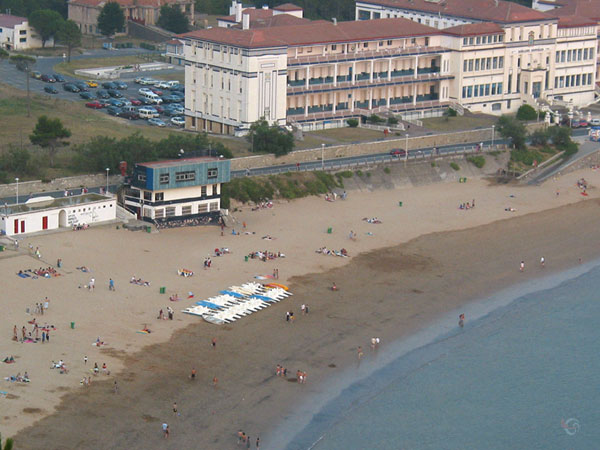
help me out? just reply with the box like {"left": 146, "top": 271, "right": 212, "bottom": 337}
{"left": 181, "top": 282, "right": 292, "bottom": 324}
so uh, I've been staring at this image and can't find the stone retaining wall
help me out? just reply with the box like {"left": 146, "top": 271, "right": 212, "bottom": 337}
{"left": 0, "top": 174, "right": 122, "bottom": 198}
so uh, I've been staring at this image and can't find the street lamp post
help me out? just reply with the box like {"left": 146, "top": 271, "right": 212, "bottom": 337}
{"left": 321, "top": 143, "right": 325, "bottom": 170}
{"left": 405, "top": 134, "right": 409, "bottom": 162}
{"left": 491, "top": 125, "right": 495, "bottom": 150}
{"left": 105, "top": 168, "right": 110, "bottom": 194}
{"left": 15, "top": 177, "right": 19, "bottom": 205}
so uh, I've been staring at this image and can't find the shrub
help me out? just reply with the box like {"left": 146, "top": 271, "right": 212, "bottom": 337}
{"left": 368, "top": 114, "right": 385, "bottom": 124}
{"left": 467, "top": 155, "right": 485, "bottom": 168}
{"left": 516, "top": 104, "right": 537, "bottom": 121}
{"left": 431, "top": 162, "right": 436, "bottom": 167}
{"left": 383, "top": 167, "right": 391, "bottom": 174}
{"left": 336, "top": 170, "right": 353, "bottom": 179}
{"left": 387, "top": 117, "right": 398, "bottom": 125}
{"left": 529, "top": 129, "right": 548, "bottom": 147}
{"left": 445, "top": 107, "right": 457, "bottom": 117}
{"left": 450, "top": 162, "right": 460, "bottom": 171}
{"left": 356, "top": 170, "right": 363, "bottom": 177}
{"left": 346, "top": 118, "right": 359, "bottom": 128}
{"left": 366, "top": 172, "right": 371, "bottom": 178}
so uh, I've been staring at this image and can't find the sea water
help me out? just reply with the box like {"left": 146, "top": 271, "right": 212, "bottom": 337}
{"left": 280, "top": 262, "right": 600, "bottom": 450}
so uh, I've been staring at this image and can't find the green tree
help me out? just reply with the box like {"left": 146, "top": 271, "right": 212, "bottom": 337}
{"left": 8, "top": 54, "right": 36, "bottom": 117}
{"left": 157, "top": 4, "right": 190, "bottom": 33}
{"left": 0, "top": 48, "right": 8, "bottom": 59}
{"left": 497, "top": 115, "right": 527, "bottom": 150}
{"left": 97, "top": 1, "right": 125, "bottom": 38}
{"left": 247, "top": 118, "right": 294, "bottom": 157}
{"left": 529, "top": 128, "right": 548, "bottom": 147}
{"left": 0, "top": 145, "right": 31, "bottom": 176}
{"left": 516, "top": 104, "right": 537, "bottom": 121}
{"left": 28, "top": 9, "right": 64, "bottom": 47}
{"left": 56, "top": 19, "right": 81, "bottom": 63}
{"left": 29, "top": 116, "right": 71, "bottom": 167}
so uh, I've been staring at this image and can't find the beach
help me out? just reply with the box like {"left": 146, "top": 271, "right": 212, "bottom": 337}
{"left": 2, "top": 166, "right": 600, "bottom": 449}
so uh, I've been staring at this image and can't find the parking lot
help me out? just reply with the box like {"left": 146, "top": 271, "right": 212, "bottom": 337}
{"left": 0, "top": 49, "right": 187, "bottom": 129}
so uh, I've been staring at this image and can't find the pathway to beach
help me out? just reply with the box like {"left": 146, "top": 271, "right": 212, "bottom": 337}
{"left": 2, "top": 167, "right": 600, "bottom": 448}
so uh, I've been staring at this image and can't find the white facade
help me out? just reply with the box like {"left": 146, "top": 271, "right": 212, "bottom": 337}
{"left": 0, "top": 15, "right": 49, "bottom": 50}
{"left": 0, "top": 194, "right": 116, "bottom": 237}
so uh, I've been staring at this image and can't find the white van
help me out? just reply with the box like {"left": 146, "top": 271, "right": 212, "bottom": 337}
{"left": 140, "top": 91, "right": 162, "bottom": 104}
{"left": 590, "top": 118, "right": 600, "bottom": 126}
{"left": 166, "top": 81, "right": 180, "bottom": 89}
{"left": 138, "top": 107, "right": 159, "bottom": 119}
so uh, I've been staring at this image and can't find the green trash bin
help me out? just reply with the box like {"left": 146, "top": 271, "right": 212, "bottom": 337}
{"left": 159, "top": 286, "right": 166, "bottom": 294}
{"left": 0, "top": 245, "right": 4, "bottom": 252}
{"left": 146, "top": 226, "right": 151, "bottom": 233}
{"left": 327, "top": 227, "right": 333, "bottom": 234}
{"left": 244, "top": 255, "right": 249, "bottom": 262}
{"left": 398, "top": 201, "right": 403, "bottom": 207}
{"left": 70, "top": 322, "right": 75, "bottom": 329}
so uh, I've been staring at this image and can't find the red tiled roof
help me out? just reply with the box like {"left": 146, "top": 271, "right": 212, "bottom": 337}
{"left": 542, "top": 0, "right": 600, "bottom": 22}
{"left": 69, "top": 0, "right": 191, "bottom": 8}
{"left": 218, "top": 11, "right": 309, "bottom": 28}
{"left": 273, "top": 3, "right": 302, "bottom": 11}
{"left": 217, "top": 8, "right": 274, "bottom": 23}
{"left": 557, "top": 15, "right": 598, "bottom": 27}
{"left": 166, "top": 38, "right": 184, "bottom": 45}
{"left": 358, "top": 0, "right": 550, "bottom": 24}
{"left": 443, "top": 22, "right": 504, "bottom": 36}
{"left": 0, "top": 13, "right": 27, "bottom": 28}
{"left": 182, "top": 17, "right": 439, "bottom": 48}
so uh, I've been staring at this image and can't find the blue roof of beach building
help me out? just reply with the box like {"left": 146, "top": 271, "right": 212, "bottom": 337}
{"left": 132, "top": 157, "right": 231, "bottom": 191}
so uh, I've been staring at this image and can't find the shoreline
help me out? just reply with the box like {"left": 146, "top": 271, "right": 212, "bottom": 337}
{"left": 274, "top": 256, "right": 600, "bottom": 449}
{"left": 3, "top": 168, "right": 600, "bottom": 448}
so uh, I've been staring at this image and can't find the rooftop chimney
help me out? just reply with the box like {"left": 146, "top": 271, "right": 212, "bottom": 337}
{"left": 332, "top": 17, "right": 337, "bottom": 25}
{"left": 242, "top": 13, "right": 250, "bottom": 29}
{"left": 235, "top": 2, "right": 242, "bottom": 22}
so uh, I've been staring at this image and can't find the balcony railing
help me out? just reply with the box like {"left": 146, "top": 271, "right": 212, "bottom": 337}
{"left": 416, "top": 93, "right": 439, "bottom": 101}
{"left": 288, "top": 79, "right": 305, "bottom": 86}
{"left": 390, "top": 96, "right": 413, "bottom": 105}
{"left": 391, "top": 69, "right": 413, "bottom": 77}
{"left": 287, "top": 107, "right": 304, "bottom": 115}
{"left": 417, "top": 67, "right": 440, "bottom": 74}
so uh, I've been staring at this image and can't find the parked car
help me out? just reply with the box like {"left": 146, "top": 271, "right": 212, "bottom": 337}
{"left": 166, "top": 81, "right": 180, "bottom": 90}
{"left": 86, "top": 80, "right": 98, "bottom": 88}
{"left": 154, "top": 104, "right": 165, "bottom": 114}
{"left": 155, "top": 81, "right": 171, "bottom": 89}
{"left": 107, "top": 98, "right": 124, "bottom": 107}
{"left": 161, "top": 94, "right": 181, "bottom": 104}
{"left": 114, "top": 81, "right": 128, "bottom": 90}
{"left": 98, "top": 99, "right": 111, "bottom": 107}
{"left": 41, "top": 74, "right": 55, "bottom": 83}
{"left": 74, "top": 81, "right": 89, "bottom": 92}
{"left": 171, "top": 116, "right": 185, "bottom": 127}
{"left": 138, "top": 97, "right": 154, "bottom": 105}
{"left": 102, "top": 81, "right": 117, "bottom": 90}
{"left": 63, "top": 83, "right": 80, "bottom": 92}
{"left": 106, "top": 106, "right": 122, "bottom": 116}
{"left": 150, "top": 88, "right": 164, "bottom": 96}
{"left": 164, "top": 107, "right": 183, "bottom": 116}
{"left": 577, "top": 119, "right": 589, "bottom": 128}
{"left": 85, "top": 101, "right": 104, "bottom": 109}
{"left": 390, "top": 149, "right": 406, "bottom": 157}
{"left": 108, "top": 89, "right": 123, "bottom": 98}
{"left": 96, "top": 89, "right": 110, "bottom": 99}
{"left": 119, "top": 111, "right": 140, "bottom": 120}
{"left": 138, "top": 87, "right": 153, "bottom": 95}
{"left": 148, "top": 118, "right": 166, "bottom": 127}
{"left": 80, "top": 91, "right": 97, "bottom": 100}
{"left": 135, "top": 77, "right": 156, "bottom": 85}
{"left": 590, "top": 118, "right": 600, "bottom": 126}
{"left": 44, "top": 86, "right": 59, "bottom": 94}
{"left": 129, "top": 98, "right": 142, "bottom": 106}
{"left": 31, "top": 71, "right": 42, "bottom": 79}
{"left": 52, "top": 73, "right": 65, "bottom": 82}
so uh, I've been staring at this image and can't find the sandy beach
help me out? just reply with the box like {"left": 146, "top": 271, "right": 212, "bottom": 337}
{"left": 2, "top": 164, "right": 600, "bottom": 449}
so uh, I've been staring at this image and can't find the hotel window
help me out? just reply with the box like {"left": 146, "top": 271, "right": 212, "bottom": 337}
{"left": 486, "top": 58, "right": 491, "bottom": 70}
{"left": 576, "top": 74, "right": 581, "bottom": 86}
{"left": 198, "top": 203, "right": 208, "bottom": 213}
{"left": 387, "top": 40, "right": 392, "bottom": 46}
{"left": 528, "top": 32, "right": 534, "bottom": 46}
{"left": 485, "top": 84, "right": 490, "bottom": 96}
{"left": 462, "top": 86, "right": 467, "bottom": 98}
{"left": 144, "top": 191, "right": 152, "bottom": 201}
{"left": 463, "top": 60, "right": 468, "bottom": 71}
{"left": 555, "top": 51, "right": 560, "bottom": 62}
{"left": 468, "top": 60, "right": 473, "bottom": 71}
{"left": 493, "top": 57, "right": 498, "bottom": 69}
{"left": 332, "top": 44, "right": 337, "bottom": 50}
{"left": 469, "top": 37, "right": 474, "bottom": 45}
{"left": 588, "top": 74, "right": 593, "bottom": 85}
{"left": 159, "top": 173, "right": 170, "bottom": 184}
{"left": 577, "top": 49, "right": 582, "bottom": 60}
{"left": 499, "top": 34, "right": 503, "bottom": 42}
{"left": 476, "top": 36, "right": 481, "bottom": 44}
{"left": 166, "top": 207, "right": 176, "bottom": 217}
{"left": 554, "top": 77, "right": 558, "bottom": 88}
{"left": 561, "top": 51, "right": 565, "bottom": 62}
{"left": 155, "top": 209, "right": 164, "bottom": 219}
{"left": 467, "top": 86, "right": 472, "bottom": 97}
{"left": 475, "top": 59, "right": 480, "bottom": 71}
{"left": 463, "top": 38, "right": 468, "bottom": 45}
{"left": 379, "top": 41, "right": 384, "bottom": 46}
{"left": 498, "top": 56, "right": 504, "bottom": 68}
{"left": 212, "top": 184, "right": 218, "bottom": 195}
{"left": 493, "top": 35, "right": 497, "bottom": 43}
{"left": 492, "top": 103, "right": 501, "bottom": 111}
{"left": 175, "top": 171, "right": 196, "bottom": 181}
{"left": 155, "top": 193, "right": 164, "bottom": 201}
{"left": 207, "top": 168, "right": 218, "bottom": 178}
{"left": 209, "top": 202, "right": 219, "bottom": 211}
{"left": 584, "top": 48, "right": 588, "bottom": 59}
{"left": 201, "top": 186, "right": 207, "bottom": 196}
{"left": 182, "top": 205, "right": 192, "bottom": 215}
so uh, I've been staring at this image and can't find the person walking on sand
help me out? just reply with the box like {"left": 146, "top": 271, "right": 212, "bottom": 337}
{"left": 256, "top": 436, "right": 260, "bottom": 449}
{"left": 162, "top": 423, "right": 169, "bottom": 438}
{"left": 212, "top": 337, "right": 217, "bottom": 348}
{"left": 357, "top": 346, "right": 364, "bottom": 360}
{"left": 540, "top": 256, "right": 545, "bottom": 267}
{"left": 109, "top": 278, "right": 115, "bottom": 291}
{"left": 190, "top": 368, "right": 196, "bottom": 380}
{"left": 89, "top": 277, "right": 95, "bottom": 290}
{"left": 113, "top": 380, "right": 118, "bottom": 393}
{"left": 213, "top": 376, "right": 218, "bottom": 388}
{"left": 459, "top": 313, "right": 465, "bottom": 328}
{"left": 520, "top": 261, "right": 525, "bottom": 272}
{"left": 246, "top": 435, "right": 251, "bottom": 449}
{"left": 173, "top": 402, "right": 179, "bottom": 416}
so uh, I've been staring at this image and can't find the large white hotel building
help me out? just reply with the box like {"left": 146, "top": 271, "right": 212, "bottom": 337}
{"left": 180, "top": 0, "right": 599, "bottom": 134}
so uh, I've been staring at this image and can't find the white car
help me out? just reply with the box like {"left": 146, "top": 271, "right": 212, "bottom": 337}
{"left": 138, "top": 78, "right": 158, "bottom": 85}
{"left": 138, "top": 87, "right": 153, "bottom": 95}
{"left": 155, "top": 81, "right": 171, "bottom": 89}
{"left": 171, "top": 116, "right": 185, "bottom": 127}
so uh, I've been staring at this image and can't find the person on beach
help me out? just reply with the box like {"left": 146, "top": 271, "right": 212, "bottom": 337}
{"left": 256, "top": 437, "right": 260, "bottom": 449}
{"left": 109, "top": 278, "right": 115, "bottom": 291}
{"left": 520, "top": 261, "right": 525, "bottom": 272}
{"left": 173, "top": 402, "right": 178, "bottom": 416}
{"left": 238, "top": 431, "right": 245, "bottom": 445}
{"left": 540, "top": 257, "right": 545, "bottom": 267}
{"left": 89, "top": 278, "right": 95, "bottom": 290}
{"left": 162, "top": 423, "right": 169, "bottom": 438}
{"left": 113, "top": 380, "right": 118, "bottom": 393}
{"left": 357, "top": 346, "right": 364, "bottom": 360}
{"left": 212, "top": 337, "right": 217, "bottom": 348}
{"left": 213, "top": 376, "right": 218, "bottom": 388}
{"left": 13, "top": 325, "right": 17, "bottom": 341}
{"left": 190, "top": 368, "right": 196, "bottom": 380}
{"left": 246, "top": 435, "right": 251, "bottom": 449}
{"left": 459, "top": 314, "right": 465, "bottom": 328}
{"left": 331, "top": 282, "right": 338, "bottom": 291}
{"left": 84, "top": 355, "right": 88, "bottom": 365}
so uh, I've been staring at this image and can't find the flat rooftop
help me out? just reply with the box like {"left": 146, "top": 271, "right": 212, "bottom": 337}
{"left": 137, "top": 157, "right": 224, "bottom": 169}
{"left": 2, "top": 193, "right": 109, "bottom": 215}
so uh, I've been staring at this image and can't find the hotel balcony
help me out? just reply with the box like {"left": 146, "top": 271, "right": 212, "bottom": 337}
{"left": 287, "top": 70, "right": 450, "bottom": 95}
{"left": 287, "top": 46, "right": 448, "bottom": 67}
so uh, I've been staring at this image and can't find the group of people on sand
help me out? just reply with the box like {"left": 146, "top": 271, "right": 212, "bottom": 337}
{"left": 237, "top": 431, "right": 260, "bottom": 449}
{"left": 13, "top": 322, "right": 53, "bottom": 343}
{"left": 275, "top": 364, "right": 288, "bottom": 377}
{"left": 158, "top": 307, "right": 174, "bottom": 320}
{"left": 362, "top": 217, "right": 382, "bottom": 224}
{"left": 296, "top": 369, "right": 308, "bottom": 384}
{"left": 577, "top": 178, "right": 588, "bottom": 194}
{"left": 247, "top": 250, "right": 284, "bottom": 261}
{"left": 316, "top": 247, "right": 349, "bottom": 257}
{"left": 5, "top": 371, "right": 30, "bottom": 383}
{"left": 130, "top": 276, "right": 150, "bottom": 286}
{"left": 458, "top": 199, "right": 476, "bottom": 210}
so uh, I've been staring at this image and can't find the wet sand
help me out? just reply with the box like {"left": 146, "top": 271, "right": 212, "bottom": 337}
{"left": 11, "top": 198, "right": 600, "bottom": 450}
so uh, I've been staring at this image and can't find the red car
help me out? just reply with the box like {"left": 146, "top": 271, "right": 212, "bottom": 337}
{"left": 85, "top": 101, "right": 105, "bottom": 109}
{"left": 390, "top": 149, "right": 406, "bottom": 157}
{"left": 130, "top": 98, "right": 142, "bottom": 106}
{"left": 150, "top": 88, "right": 163, "bottom": 96}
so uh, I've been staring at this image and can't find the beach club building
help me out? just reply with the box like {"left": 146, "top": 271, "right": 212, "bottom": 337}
{"left": 123, "top": 157, "right": 230, "bottom": 223}
{"left": 0, "top": 194, "right": 116, "bottom": 237}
